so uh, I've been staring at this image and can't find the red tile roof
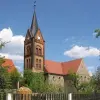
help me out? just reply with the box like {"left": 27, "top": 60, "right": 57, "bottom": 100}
{"left": 62, "top": 58, "right": 82, "bottom": 75}
{"left": 45, "top": 60, "right": 63, "bottom": 75}
{"left": 2, "top": 59, "right": 16, "bottom": 72}
{"left": 45, "top": 58, "right": 82, "bottom": 75}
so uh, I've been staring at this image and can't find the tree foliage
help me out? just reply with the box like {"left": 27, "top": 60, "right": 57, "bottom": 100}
{"left": 94, "top": 29, "right": 100, "bottom": 38}
{"left": 0, "top": 39, "right": 20, "bottom": 89}
{"left": 22, "top": 69, "right": 63, "bottom": 93}
{"left": 0, "top": 66, "right": 12, "bottom": 89}
{"left": 10, "top": 69, "right": 21, "bottom": 89}
{"left": 0, "top": 61, "right": 21, "bottom": 89}
{"left": 67, "top": 72, "right": 92, "bottom": 93}
{"left": 92, "top": 66, "right": 100, "bottom": 93}
{"left": 67, "top": 73, "right": 81, "bottom": 92}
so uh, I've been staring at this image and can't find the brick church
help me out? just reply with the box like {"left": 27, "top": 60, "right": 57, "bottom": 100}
{"left": 24, "top": 8, "right": 90, "bottom": 93}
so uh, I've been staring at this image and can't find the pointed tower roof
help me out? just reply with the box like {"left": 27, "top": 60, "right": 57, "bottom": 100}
{"left": 30, "top": 9, "right": 38, "bottom": 36}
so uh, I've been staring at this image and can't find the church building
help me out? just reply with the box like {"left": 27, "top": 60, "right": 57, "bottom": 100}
{"left": 24, "top": 8, "right": 90, "bottom": 93}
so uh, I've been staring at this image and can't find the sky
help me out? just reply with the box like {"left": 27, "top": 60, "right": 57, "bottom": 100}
{"left": 0, "top": 0, "right": 100, "bottom": 74}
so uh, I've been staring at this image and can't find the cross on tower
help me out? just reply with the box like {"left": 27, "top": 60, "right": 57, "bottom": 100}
{"left": 34, "top": 1, "right": 36, "bottom": 10}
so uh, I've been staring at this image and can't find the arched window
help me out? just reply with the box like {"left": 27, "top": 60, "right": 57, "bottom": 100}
{"left": 39, "top": 59, "right": 41, "bottom": 69}
{"left": 36, "top": 45, "right": 42, "bottom": 56}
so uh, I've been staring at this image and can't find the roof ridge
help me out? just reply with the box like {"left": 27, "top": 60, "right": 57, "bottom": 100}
{"left": 61, "top": 58, "right": 83, "bottom": 63}
{"left": 45, "top": 59, "right": 61, "bottom": 63}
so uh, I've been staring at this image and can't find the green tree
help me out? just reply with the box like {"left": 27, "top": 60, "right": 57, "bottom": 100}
{"left": 92, "top": 66, "right": 100, "bottom": 93}
{"left": 0, "top": 66, "right": 7, "bottom": 89}
{"left": 22, "top": 69, "right": 63, "bottom": 93}
{"left": 67, "top": 72, "right": 92, "bottom": 93}
{"left": 67, "top": 73, "right": 81, "bottom": 92}
{"left": 0, "top": 39, "right": 6, "bottom": 49}
{"left": 79, "top": 81, "right": 94, "bottom": 94}
{"left": 23, "top": 70, "right": 34, "bottom": 86}
{"left": 0, "top": 40, "right": 12, "bottom": 89}
{"left": 10, "top": 68, "right": 21, "bottom": 89}
{"left": 0, "top": 66, "right": 12, "bottom": 89}
{"left": 94, "top": 29, "right": 100, "bottom": 38}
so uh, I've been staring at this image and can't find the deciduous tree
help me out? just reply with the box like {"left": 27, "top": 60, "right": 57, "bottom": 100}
{"left": 22, "top": 69, "right": 63, "bottom": 93}
{"left": 94, "top": 29, "right": 100, "bottom": 38}
{"left": 10, "top": 68, "right": 21, "bottom": 89}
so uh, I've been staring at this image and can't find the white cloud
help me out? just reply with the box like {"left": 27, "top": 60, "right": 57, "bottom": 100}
{"left": 0, "top": 27, "right": 24, "bottom": 62}
{"left": 64, "top": 45, "right": 100, "bottom": 58}
{"left": 0, "top": 28, "right": 13, "bottom": 42}
{"left": 0, "top": 53, "right": 23, "bottom": 61}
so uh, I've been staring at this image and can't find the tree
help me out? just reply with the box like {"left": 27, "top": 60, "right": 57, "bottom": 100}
{"left": 0, "top": 66, "right": 6, "bottom": 89}
{"left": 0, "top": 39, "right": 12, "bottom": 89}
{"left": 67, "top": 73, "right": 81, "bottom": 91}
{"left": 67, "top": 72, "right": 91, "bottom": 93}
{"left": 78, "top": 81, "right": 94, "bottom": 94}
{"left": 10, "top": 68, "right": 21, "bottom": 89}
{"left": 0, "top": 39, "right": 6, "bottom": 49}
{"left": 94, "top": 29, "right": 100, "bottom": 38}
{"left": 92, "top": 66, "right": 100, "bottom": 93}
{"left": 0, "top": 66, "right": 12, "bottom": 89}
{"left": 23, "top": 69, "right": 34, "bottom": 87}
{"left": 22, "top": 69, "right": 63, "bottom": 93}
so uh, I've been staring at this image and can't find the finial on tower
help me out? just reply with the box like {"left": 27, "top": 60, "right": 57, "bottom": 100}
{"left": 34, "top": 1, "right": 36, "bottom": 10}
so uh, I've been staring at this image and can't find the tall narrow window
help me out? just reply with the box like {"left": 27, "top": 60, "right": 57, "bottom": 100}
{"left": 29, "top": 58, "right": 31, "bottom": 69}
{"left": 27, "top": 59, "right": 28, "bottom": 69}
{"left": 30, "top": 58, "right": 32, "bottom": 68}
{"left": 39, "top": 49, "right": 42, "bottom": 55}
{"left": 27, "top": 46, "right": 31, "bottom": 55}
{"left": 36, "top": 59, "right": 38, "bottom": 68}
{"left": 36, "top": 48, "right": 38, "bottom": 55}
{"left": 39, "top": 59, "right": 41, "bottom": 69}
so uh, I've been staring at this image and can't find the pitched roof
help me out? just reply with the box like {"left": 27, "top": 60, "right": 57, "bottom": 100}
{"left": 45, "top": 58, "right": 82, "bottom": 75}
{"left": 45, "top": 60, "right": 63, "bottom": 75}
{"left": 62, "top": 58, "right": 82, "bottom": 75}
{"left": 2, "top": 59, "right": 16, "bottom": 72}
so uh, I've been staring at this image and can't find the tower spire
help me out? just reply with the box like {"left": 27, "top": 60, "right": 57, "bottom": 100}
{"left": 30, "top": 1, "right": 38, "bottom": 36}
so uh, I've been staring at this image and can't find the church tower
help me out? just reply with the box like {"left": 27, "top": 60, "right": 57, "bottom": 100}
{"left": 24, "top": 8, "right": 45, "bottom": 72}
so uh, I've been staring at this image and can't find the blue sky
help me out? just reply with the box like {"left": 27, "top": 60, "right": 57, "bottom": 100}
{"left": 0, "top": 0, "right": 100, "bottom": 73}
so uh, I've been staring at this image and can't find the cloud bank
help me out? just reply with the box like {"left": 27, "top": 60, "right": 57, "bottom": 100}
{"left": 64, "top": 45, "right": 99, "bottom": 58}
{"left": 0, "top": 28, "right": 24, "bottom": 61}
{"left": 0, "top": 28, "right": 25, "bottom": 71}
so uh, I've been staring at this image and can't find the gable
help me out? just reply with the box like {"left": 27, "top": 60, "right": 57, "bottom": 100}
{"left": 62, "top": 58, "right": 82, "bottom": 75}
{"left": 34, "top": 29, "right": 44, "bottom": 42}
{"left": 25, "top": 29, "right": 33, "bottom": 40}
{"left": 77, "top": 60, "right": 90, "bottom": 76}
